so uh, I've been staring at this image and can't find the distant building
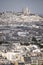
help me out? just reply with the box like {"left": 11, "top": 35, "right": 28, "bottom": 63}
{"left": 24, "top": 56, "right": 31, "bottom": 64}
{"left": 0, "top": 32, "right": 4, "bottom": 42}
{"left": 38, "top": 59, "right": 43, "bottom": 65}
{"left": 22, "top": 8, "right": 30, "bottom": 15}
{"left": 14, "top": 61, "right": 25, "bottom": 65}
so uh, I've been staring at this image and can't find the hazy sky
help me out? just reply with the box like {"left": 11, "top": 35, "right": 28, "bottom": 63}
{"left": 0, "top": 0, "right": 43, "bottom": 15}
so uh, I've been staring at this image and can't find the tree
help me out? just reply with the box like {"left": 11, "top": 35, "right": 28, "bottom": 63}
{"left": 32, "top": 37, "right": 37, "bottom": 42}
{"left": 41, "top": 63, "right": 43, "bottom": 65}
{"left": 31, "top": 37, "right": 38, "bottom": 45}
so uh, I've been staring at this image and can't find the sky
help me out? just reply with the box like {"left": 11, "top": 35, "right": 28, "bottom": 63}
{"left": 0, "top": 0, "right": 43, "bottom": 15}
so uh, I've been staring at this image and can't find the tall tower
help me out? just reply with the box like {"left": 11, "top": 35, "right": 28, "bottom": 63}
{"left": 22, "top": 7, "right": 30, "bottom": 15}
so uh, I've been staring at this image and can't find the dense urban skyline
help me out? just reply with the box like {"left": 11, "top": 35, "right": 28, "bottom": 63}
{"left": 0, "top": 0, "right": 43, "bottom": 15}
